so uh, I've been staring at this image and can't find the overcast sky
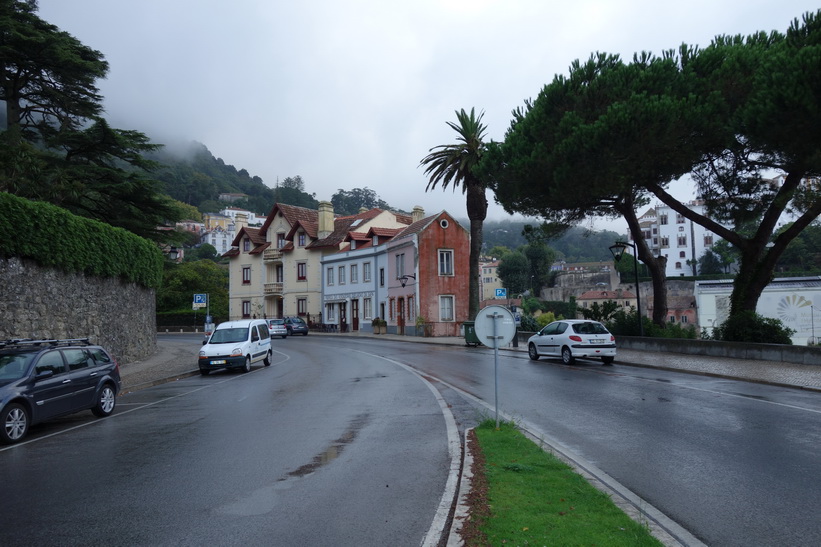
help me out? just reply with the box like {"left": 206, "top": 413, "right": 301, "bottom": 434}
{"left": 37, "top": 0, "right": 818, "bottom": 232}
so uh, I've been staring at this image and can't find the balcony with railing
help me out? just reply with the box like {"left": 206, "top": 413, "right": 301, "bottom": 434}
{"left": 263, "top": 248, "right": 283, "bottom": 262}
{"left": 264, "top": 282, "right": 284, "bottom": 295}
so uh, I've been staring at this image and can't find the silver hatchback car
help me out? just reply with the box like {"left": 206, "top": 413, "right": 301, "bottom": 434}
{"left": 527, "top": 320, "right": 616, "bottom": 365}
{"left": 266, "top": 319, "right": 288, "bottom": 339}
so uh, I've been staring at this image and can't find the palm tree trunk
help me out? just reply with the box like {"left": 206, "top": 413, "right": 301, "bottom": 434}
{"left": 466, "top": 182, "right": 488, "bottom": 320}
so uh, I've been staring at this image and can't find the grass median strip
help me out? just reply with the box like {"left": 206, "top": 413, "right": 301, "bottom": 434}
{"left": 461, "top": 419, "right": 662, "bottom": 546}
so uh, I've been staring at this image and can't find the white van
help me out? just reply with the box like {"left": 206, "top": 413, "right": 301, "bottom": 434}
{"left": 198, "top": 319, "right": 272, "bottom": 375}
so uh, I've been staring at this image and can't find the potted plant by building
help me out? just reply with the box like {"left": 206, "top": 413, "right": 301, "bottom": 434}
{"left": 372, "top": 317, "right": 386, "bottom": 334}
{"left": 416, "top": 315, "right": 433, "bottom": 337}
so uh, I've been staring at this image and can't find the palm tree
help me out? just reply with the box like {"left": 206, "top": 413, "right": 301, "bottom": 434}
{"left": 420, "top": 108, "right": 488, "bottom": 320}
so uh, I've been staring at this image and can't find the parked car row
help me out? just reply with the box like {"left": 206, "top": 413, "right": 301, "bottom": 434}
{"left": 1, "top": 338, "right": 122, "bottom": 445}
{"left": 198, "top": 317, "right": 310, "bottom": 376}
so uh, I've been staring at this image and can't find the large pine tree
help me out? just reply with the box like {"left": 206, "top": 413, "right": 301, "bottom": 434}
{"left": 0, "top": 0, "right": 180, "bottom": 241}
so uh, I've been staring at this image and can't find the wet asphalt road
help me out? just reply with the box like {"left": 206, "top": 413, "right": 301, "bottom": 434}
{"left": 353, "top": 336, "right": 820, "bottom": 547}
{"left": 3, "top": 335, "right": 820, "bottom": 546}
{"left": 0, "top": 339, "right": 454, "bottom": 546}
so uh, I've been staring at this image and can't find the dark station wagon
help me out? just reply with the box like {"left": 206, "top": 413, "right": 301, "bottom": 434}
{"left": 0, "top": 338, "right": 122, "bottom": 444}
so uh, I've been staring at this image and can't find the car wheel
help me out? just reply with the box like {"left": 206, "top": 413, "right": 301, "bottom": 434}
{"left": 264, "top": 351, "right": 271, "bottom": 367}
{"left": 528, "top": 343, "right": 540, "bottom": 361}
{"left": 1, "top": 403, "right": 29, "bottom": 444}
{"left": 243, "top": 355, "right": 251, "bottom": 373}
{"left": 91, "top": 383, "right": 117, "bottom": 417}
{"left": 200, "top": 369, "right": 210, "bottom": 376}
{"left": 602, "top": 356, "right": 615, "bottom": 365}
{"left": 561, "top": 346, "right": 575, "bottom": 365}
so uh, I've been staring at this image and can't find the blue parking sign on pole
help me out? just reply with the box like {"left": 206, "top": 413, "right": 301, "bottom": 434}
{"left": 194, "top": 294, "right": 207, "bottom": 305}
{"left": 495, "top": 288, "right": 507, "bottom": 299}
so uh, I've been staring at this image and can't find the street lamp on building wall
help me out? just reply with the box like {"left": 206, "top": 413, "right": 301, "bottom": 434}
{"left": 399, "top": 274, "right": 416, "bottom": 288}
{"left": 609, "top": 241, "right": 644, "bottom": 336}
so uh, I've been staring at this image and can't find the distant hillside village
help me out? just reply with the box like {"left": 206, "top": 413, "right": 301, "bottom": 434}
{"left": 173, "top": 187, "right": 821, "bottom": 344}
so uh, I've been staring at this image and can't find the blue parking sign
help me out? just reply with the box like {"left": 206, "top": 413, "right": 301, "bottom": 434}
{"left": 495, "top": 288, "right": 507, "bottom": 298}
{"left": 194, "top": 294, "right": 207, "bottom": 304}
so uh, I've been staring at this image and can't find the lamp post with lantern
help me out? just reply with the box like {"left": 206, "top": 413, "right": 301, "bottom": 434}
{"left": 609, "top": 240, "right": 644, "bottom": 336}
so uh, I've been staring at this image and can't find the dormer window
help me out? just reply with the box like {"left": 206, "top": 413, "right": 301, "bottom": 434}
{"left": 243, "top": 239, "right": 250, "bottom": 252}
{"left": 298, "top": 232, "right": 306, "bottom": 247}
{"left": 373, "top": 235, "right": 379, "bottom": 245}
{"left": 350, "top": 240, "right": 356, "bottom": 250}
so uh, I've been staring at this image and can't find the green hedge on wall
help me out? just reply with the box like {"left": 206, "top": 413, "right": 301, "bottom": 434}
{"left": 0, "top": 192, "right": 163, "bottom": 289}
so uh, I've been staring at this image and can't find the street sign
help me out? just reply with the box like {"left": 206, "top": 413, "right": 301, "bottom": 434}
{"left": 473, "top": 305, "right": 517, "bottom": 428}
{"left": 474, "top": 305, "right": 516, "bottom": 349}
{"left": 495, "top": 288, "right": 507, "bottom": 298}
{"left": 194, "top": 294, "right": 207, "bottom": 304}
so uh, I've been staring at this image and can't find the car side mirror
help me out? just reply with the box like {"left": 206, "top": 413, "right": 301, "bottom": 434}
{"left": 35, "top": 370, "right": 55, "bottom": 381}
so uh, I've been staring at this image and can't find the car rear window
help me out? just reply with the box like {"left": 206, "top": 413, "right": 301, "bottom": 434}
{"left": 572, "top": 322, "right": 609, "bottom": 335}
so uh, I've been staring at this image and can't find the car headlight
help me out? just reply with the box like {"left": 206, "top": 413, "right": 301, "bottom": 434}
{"left": 231, "top": 347, "right": 243, "bottom": 356}
{"left": 199, "top": 350, "right": 207, "bottom": 358}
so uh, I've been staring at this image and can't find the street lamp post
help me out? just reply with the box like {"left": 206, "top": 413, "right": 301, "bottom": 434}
{"left": 609, "top": 240, "right": 644, "bottom": 336}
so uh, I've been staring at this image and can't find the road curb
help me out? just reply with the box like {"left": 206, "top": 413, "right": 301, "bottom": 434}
{"left": 447, "top": 427, "right": 474, "bottom": 546}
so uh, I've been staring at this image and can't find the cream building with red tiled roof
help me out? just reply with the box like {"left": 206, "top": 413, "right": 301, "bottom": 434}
{"left": 225, "top": 201, "right": 417, "bottom": 323}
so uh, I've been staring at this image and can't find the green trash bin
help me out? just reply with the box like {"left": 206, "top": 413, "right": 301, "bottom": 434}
{"left": 463, "top": 321, "right": 480, "bottom": 347}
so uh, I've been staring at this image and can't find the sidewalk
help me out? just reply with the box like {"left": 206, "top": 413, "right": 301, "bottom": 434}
{"left": 119, "top": 331, "right": 821, "bottom": 393}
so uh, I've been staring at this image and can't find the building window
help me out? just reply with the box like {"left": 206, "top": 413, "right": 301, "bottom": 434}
{"left": 439, "top": 295, "right": 455, "bottom": 322}
{"left": 243, "top": 238, "right": 251, "bottom": 252}
{"left": 677, "top": 235, "right": 687, "bottom": 246}
{"left": 276, "top": 265, "right": 284, "bottom": 283}
{"left": 364, "top": 297, "right": 372, "bottom": 319}
{"left": 350, "top": 264, "right": 358, "bottom": 284}
{"left": 389, "top": 298, "right": 395, "bottom": 320}
{"left": 675, "top": 262, "right": 682, "bottom": 269}
{"left": 363, "top": 262, "right": 372, "bottom": 282}
{"left": 669, "top": 315, "right": 676, "bottom": 322}
{"left": 379, "top": 267, "right": 385, "bottom": 287}
{"left": 327, "top": 267, "right": 334, "bottom": 286}
{"left": 659, "top": 214, "right": 668, "bottom": 225}
{"left": 439, "top": 249, "right": 454, "bottom": 276}
{"left": 681, "top": 316, "right": 688, "bottom": 323}
{"left": 661, "top": 236, "right": 669, "bottom": 247}
{"left": 298, "top": 232, "right": 306, "bottom": 247}
{"left": 242, "top": 300, "right": 251, "bottom": 318}
{"left": 277, "top": 233, "right": 286, "bottom": 249}
{"left": 676, "top": 213, "right": 685, "bottom": 223}
{"left": 704, "top": 234, "right": 713, "bottom": 246}
{"left": 326, "top": 303, "right": 336, "bottom": 321}
{"left": 395, "top": 253, "right": 405, "bottom": 278}
{"left": 680, "top": 251, "right": 686, "bottom": 258}
{"left": 297, "top": 262, "right": 307, "bottom": 281}
{"left": 297, "top": 298, "right": 307, "bottom": 316}
{"left": 338, "top": 265, "right": 346, "bottom": 285}
{"left": 242, "top": 266, "right": 251, "bottom": 284}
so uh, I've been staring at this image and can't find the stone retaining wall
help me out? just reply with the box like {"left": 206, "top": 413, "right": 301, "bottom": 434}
{"left": 0, "top": 257, "right": 156, "bottom": 363}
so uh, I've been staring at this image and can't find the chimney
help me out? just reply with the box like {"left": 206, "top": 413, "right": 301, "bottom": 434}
{"left": 318, "top": 201, "right": 334, "bottom": 239}
{"left": 235, "top": 213, "right": 248, "bottom": 232}
{"left": 359, "top": 207, "right": 368, "bottom": 214}
{"left": 412, "top": 205, "right": 425, "bottom": 223}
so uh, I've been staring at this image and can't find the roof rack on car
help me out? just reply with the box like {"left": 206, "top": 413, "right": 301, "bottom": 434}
{"left": 0, "top": 338, "right": 91, "bottom": 349}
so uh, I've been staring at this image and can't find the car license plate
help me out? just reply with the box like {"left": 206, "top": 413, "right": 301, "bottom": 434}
{"left": 211, "top": 359, "right": 226, "bottom": 365}
{"left": 590, "top": 339, "right": 604, "bottom": 345}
